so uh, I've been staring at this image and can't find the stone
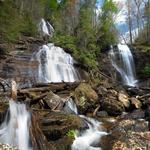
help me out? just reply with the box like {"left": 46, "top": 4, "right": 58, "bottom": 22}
{"left": 118, "top": 91, "right": 130, "bottom": 108}
{"left": 44, "top": 91, "right": 65, "bottom": 110}
{"left": 73, "top": 83, "right": 98, "bottom": 113}
{"left": 97, "top": 111, "right": 108, "bottom": 117}
{"left": 130, "top": 97, "right": 142, "bottom": 109}
{"left": 101, "top": 98, "right": 125, "bottom": 116}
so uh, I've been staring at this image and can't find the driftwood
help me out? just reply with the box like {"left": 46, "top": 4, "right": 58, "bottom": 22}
{"left": 28, "top": 94, "right": 47, "bottom": 105}
{"left": 11, "top": 80, "right": 17, "bottom": 100}
{"left": 93, "top": 105, "right": 100, "bottom": 117}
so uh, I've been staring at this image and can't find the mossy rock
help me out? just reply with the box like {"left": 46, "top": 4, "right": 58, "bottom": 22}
{"left": 73, "top": 83, "right": 98, "bottom": 113}
{"left": 101, "top": 98, "right": 125, "bottom": 116}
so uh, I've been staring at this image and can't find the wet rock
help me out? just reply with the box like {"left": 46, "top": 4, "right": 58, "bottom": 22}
{"left": 101, "top": 98, "right": 125, "bottom": 116}
{"left": 74, "top": 83, "right": 98, "bottom": 113}
{"left": 130, "top": 97, "right": 142, "bottom": 109}
{"left": 118, "top": 91, "right": 130, "bottom": 108}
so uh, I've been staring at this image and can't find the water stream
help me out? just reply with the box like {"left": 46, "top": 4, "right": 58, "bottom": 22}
{"left": 109, "top": 44, "right": 137, "bottom": 87}
{"left": 0, "top": 100, "right": 32, "bottom": 150}
{"left": 66, "top": 99, "right": 107, "bottom": 150}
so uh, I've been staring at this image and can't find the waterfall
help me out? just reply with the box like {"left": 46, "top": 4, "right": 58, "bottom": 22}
{"left": 109, "top": 44, "right": 137, "bottom": 87}
{"left": 0, "top": 100, "right": 32, "bottom": 150}
{"left": 65, "top": 99, "right": 107, "bottom": 150}
{"left": 38, "top": 18, "right": 54, "bottom": 37}
{"left": 33, "top": 43, "right": 79, "bottom": 83}
{"left": 72, "top": 115, "right": 107, "bottom": 150}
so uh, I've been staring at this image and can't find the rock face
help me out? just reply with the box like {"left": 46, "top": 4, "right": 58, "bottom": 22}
{"left": 73, "top": 83, "right": 98, "bottom": 114}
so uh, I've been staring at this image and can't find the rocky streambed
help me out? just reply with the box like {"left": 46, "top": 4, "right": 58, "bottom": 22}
{"left": 0, "top": 79, "right": 150, "bottom": 150}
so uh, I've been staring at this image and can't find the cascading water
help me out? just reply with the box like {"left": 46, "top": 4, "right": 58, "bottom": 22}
{"left": 0, "top": 100, "right": 32, "bottom": 150}
{"left": 109, "top": 44, "right": 137, "bottom": 87}
{"left": 38, "top": 18, "right": 54, "bottom": 37}
{"left": 65, "top": 99, "right": 107, "bottom": 150}
{"left": 33, "top": 43, "right": 80, "bottom": 83}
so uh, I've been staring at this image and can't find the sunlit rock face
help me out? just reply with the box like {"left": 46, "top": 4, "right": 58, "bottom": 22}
{"left": 109, "top": 44, "right": 137, "bottom": 87}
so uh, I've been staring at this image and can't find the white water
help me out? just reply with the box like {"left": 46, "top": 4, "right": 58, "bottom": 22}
{"left": 109, "top": 44, "right": 137, "bottom": 87}
{"left": 34, "top": 43, "right": 79, "bottom": 83}
{"left": 38, "top": 18, "right": 54, "bottom": 37}
{"left": 65, "top": 98, "right": 78, "bottom": 115}
{"left": 0, "top": 100, "right": 32, "bottom": 150}
{"left": 72, "top": 116, "right": 107, "bottom": 150}
{"left": 66, "top": 99, "right": 107, "bottom": 150}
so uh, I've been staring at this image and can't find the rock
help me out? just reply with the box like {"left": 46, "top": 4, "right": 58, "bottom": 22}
{"left": 97, "top": 86, "right": 108, "bottom": 97}
{"left": 130, "top": 97, "right": 142, "bottom": 109}
{"left": 96, "top": 111, "right": 108, "bottom": 117}
{"left": 36, "top": 111, "right": 87, "bottom": 141}
{"left": 102, "top": 115, "right": 150, "bottom": 150}
{"left": 44, "top": 91, "right": 65, "bottom": 110}
{"left": 120, "top": 109, "right": 145, "bottom": 120}
{"left": 101, "top": 98, "right": 125, "bottom": 116}
{"left": 112, "top": 132, "right": 150, "bottom": 150}
{"left": 112, "top": 141, "right": 128, "bottom": 150}
{"left": 74, "top": 83, "right": 98, "bottom": 113}
{"left": 118, "top": 91, "right": 130, "bottom": 108}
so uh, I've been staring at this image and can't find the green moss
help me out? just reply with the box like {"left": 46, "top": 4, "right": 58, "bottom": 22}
{"left": 66, "top": 129, "right": 76, "bottom": 138}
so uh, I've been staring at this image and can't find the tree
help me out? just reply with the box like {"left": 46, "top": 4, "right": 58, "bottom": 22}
{"left": 97, "top": 0, "right": 118, "bottom": 50}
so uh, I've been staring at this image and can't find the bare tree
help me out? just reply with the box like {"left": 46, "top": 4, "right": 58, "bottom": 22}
{"left": 126, "top": 0, "right": 133, "bottom": 45}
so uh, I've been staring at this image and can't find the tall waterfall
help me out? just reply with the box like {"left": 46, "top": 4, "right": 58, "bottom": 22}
{"left": 109, "top": 44, "right": 137, "bottom": 87}
{"left": 0, "top": 100, "right": 32, "bottom": 150}
{"left": 33, "top": 43, "right": 79, "bottom": 83}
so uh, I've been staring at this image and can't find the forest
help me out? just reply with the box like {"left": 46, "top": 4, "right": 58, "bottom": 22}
{"left": 0, "top": 0, "right": 150, "bottom": 150}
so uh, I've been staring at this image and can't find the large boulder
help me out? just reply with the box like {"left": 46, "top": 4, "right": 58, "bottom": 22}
{"left": 33, "top": 110, "right": 87, "bottom": 150}
{"left": 118, "top": 91, "right": 130, "bottom": 108}
{"left": 101, "top": 98, "right": 125, "bottom": 116}
{"left": 73, "top": 83, "right": 98, "bottom": 113}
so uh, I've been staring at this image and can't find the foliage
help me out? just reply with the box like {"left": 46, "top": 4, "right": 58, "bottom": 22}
{"left": 0, "top": 0, "right": 118, "bottom": 70}
{"left": 97, "top": 0, "right": 118, "bottom": 50}
{"left": 66, "top": 129, "right": 76, "bottom": 138}
{"left": 143, "top": 64, "right": 150, "bottom": 77}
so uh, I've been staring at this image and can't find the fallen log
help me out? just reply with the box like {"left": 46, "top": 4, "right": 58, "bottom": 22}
{"left": 19, "top": 87, "right": 51, "bottom": 93}
{"left": 28, "top": 94, "right": 47, "bottom": 105}
{"left": 30, "top": 113, "right": 52, "bottom": 150}
{"left": 139, "top": 93, "right": 150, "bottom": 100}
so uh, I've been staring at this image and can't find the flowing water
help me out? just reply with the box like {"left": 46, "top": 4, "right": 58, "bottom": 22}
{"left": 109, "top": 44, "right": 137, "bottom": 87}
{"left": 38, "top": 18, "right": 54, "bottom": 36}
{"left": 0, "top": 100, "right": 32, "bottom": 150}
{"left": 66, "top": 99, "right": 107, "bottom": 150}
{"left": 33, "top": 43, "right": 80, "bottom": 83}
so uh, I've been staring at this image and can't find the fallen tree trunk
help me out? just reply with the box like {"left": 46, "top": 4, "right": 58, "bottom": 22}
{"left": 139, "top": 93, "right": 150, "bottom": 100}
{"left": 30, "top": 113, "right": 53, "bottom": 150}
